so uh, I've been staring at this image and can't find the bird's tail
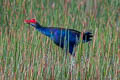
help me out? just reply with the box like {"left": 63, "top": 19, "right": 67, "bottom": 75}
{"left": 83, "top": 32, "right": 93, "bottom": 42}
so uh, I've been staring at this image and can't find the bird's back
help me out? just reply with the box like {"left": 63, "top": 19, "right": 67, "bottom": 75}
{"left": 48, "top": 28, "right": 81, "bottom": 48}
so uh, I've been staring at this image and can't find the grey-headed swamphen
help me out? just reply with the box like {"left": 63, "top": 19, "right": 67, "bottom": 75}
{"left": 24, "top": 19, "right": 93, "bottom": 56}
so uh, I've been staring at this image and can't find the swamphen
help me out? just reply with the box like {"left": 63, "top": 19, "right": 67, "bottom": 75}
{"left": 24, "top": 19, "right": 93, "bottom": 56}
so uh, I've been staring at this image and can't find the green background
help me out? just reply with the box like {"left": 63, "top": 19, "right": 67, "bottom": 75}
{"left": 0, "top": 0, "right": 120, "bottom": 79}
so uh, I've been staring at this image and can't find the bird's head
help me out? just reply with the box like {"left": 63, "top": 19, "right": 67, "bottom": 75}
{"left": 24, "top": 18, "right": 37, "bottom": 27}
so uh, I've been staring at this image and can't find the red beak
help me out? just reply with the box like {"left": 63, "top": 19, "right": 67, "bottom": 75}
{"left": 24, "top": 19, "right": 37, "bottom": 24}
{"left": 24, "top": 20, "right": 30, "bottom": 24}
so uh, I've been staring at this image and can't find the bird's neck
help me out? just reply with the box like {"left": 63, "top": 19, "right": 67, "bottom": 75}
{"left": 35, "top": 23, "right": 52, "bottom": 38}
{"left": 35, "top": 22, "right": 43, "bottom": 29}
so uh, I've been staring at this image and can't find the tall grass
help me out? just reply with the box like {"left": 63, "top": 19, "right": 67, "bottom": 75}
{"left": 0, "top": 0, "right": 120, "bottom": 80}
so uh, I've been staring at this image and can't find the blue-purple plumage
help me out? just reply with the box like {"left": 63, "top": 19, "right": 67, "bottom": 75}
{"left": 24, "top": 19, "right": 93, "bottom": 56}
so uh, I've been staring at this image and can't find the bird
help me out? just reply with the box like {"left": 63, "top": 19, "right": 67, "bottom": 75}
{"left": 24, "top": 18, "right": 93, "bottom": 56}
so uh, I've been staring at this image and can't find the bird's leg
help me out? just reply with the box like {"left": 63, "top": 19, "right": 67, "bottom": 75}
{"left": 71, "top": 54, "right": 75, "bottom": 67}
{"left": 69, "top": 55, "right": 76, "bottom": 80}
{"left": 70, "top": 47, "right": 76, "bottom": 65}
